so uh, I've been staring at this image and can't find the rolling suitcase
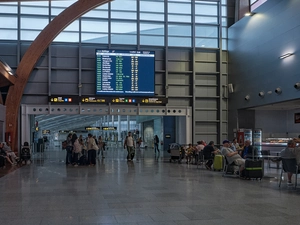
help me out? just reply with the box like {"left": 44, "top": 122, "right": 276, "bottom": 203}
{"left": 244, "top": 159, "right": 263, "bottom": 179}
{"left": 213, "top": 155, "right": 223, "bottom": 171}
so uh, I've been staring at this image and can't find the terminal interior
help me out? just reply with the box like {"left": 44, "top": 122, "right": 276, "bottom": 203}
{"left": 1, "top": 0, "right": 300, "bottom": 224}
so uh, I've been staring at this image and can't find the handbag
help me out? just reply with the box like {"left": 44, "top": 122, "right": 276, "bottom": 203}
{"left": 92, "top": 142, "right": 99, "bottom": 150}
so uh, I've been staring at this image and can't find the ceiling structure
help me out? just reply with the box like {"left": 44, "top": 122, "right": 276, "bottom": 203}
{"left": 35, "top": 114, "right": 133, "bottom": 132}
{"left": 248, "top": 99, "right": 300, "bottom": 111}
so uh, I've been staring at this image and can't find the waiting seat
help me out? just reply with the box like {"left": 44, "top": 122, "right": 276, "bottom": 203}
{"left": 222, "top": 156, "right": 237, "bottom": 177}
{"left": 279, "top": 158, "right": 300, "bottom": 188}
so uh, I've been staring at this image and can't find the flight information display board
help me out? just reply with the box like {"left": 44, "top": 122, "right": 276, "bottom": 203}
{"left": 95, "top": 50, "right": 155, "bottom": 96}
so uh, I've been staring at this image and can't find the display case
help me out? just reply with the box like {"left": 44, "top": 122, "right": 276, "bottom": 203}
{"left": 264, "top": 138, "right": 292, "bottom": 145}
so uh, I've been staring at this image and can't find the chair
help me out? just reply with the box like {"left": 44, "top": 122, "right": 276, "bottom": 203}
{"left": 196, "top": 151, "right": 205, "bottom": 168}
{"left": 222, "top": 156, "right": 237, "bottom": 177}
{"left": 279, "top": 158, "right": 300, "bottom": 188}
{"left": 261, "top": 149, "right": 271, "bottom": 167}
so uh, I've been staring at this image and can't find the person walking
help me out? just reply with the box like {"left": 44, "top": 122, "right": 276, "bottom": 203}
{"left": 154, "top": 135, "right": 160, "bottom": 154}
{"left": 124, "top": 131, "right": 135, "bottom": 161}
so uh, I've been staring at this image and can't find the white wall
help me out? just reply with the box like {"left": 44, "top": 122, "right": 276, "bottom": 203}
{"left": 255, "top": 109, "right": 300, "bottom": 140}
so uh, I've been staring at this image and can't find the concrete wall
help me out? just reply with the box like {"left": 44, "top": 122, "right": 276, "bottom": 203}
{"left": 228, "top": 0, "right": 300, "bottom": 137}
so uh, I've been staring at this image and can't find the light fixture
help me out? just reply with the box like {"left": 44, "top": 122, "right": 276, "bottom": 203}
{"left": 258, "top": 91, "right": 264, "bottom": 97}
{"left": 275, "top": 88, "right": 282, "bottom": 94}
{"left": 279, "top": 53, "right": 294, "bottom": 59}
{"left": 245, "top": 95, "right": 250, "bottom": 101}
{"left": 245, "top": 12, "right": 255, "bottom": 16}
{"left": 294, "top": 82, "right": 300, "bottom": 89}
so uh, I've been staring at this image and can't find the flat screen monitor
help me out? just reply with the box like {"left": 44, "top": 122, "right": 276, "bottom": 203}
{"left": 95, "top": 49, "right": 155, "bottom": 96}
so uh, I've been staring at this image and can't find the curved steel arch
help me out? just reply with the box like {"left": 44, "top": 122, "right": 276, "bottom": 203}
{"left": 5, "top": 0, "right": 111, "bottom": 151}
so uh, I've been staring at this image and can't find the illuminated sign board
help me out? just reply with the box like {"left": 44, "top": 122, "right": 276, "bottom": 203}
{"left": 81, "top": 96, "right": 106, "bottom": 103}
{"left": 140, "top": 98, "right": 168, "bottom": 105}
{"left": 85, "top": 127, "right": 101, "bottom": 130}
{"left": 49, "top": 96, "right": 74, "bottom": 103}
{"left": 102, "top": 127, "right": 117, "bottom": 130}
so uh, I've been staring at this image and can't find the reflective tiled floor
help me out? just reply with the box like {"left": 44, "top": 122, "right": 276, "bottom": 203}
{"left": 1, "top": 147, "right": 300, "bottom": 225}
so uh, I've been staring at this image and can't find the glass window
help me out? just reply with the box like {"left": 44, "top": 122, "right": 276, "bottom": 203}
{"left": 140, "top": 23, "right": 164, "bottom": 35}
{"left": 63, "top": 20, "right": 79, "bottom": 32}
{"left": 81, "top": 33, "right": 108, "bottom": 44}
{"left": 195, "top": 4, "right": 218, "bottom": 16}
{"left": 195, "top": 16, "right": 218, "bottom": 24}
{"left": 168, "top": 2, "right": 191, "bottom": 14}
{"left": 222, "top": 27, "right": 227, "bottom": 38}
{"left": 0, "top": 29, "right": 17, "bottom": 40}
{"left": 222, "top": 39, "right": 227, "bottom": 50}
{"left": 195, "top": 25, "right": 218, "bottom": 38}
{"left": 54, "top": 31, "right": 79, "bottom": 42}
{"left": 221, "top": 6, "right": 227, "bottom": 16}
{"left": 168, "top": 36, "right": 191, "bottom": 47}
{"left": 0, "top": 4, "right": 18, "bottom": 14}
{"left": 81, "top": 20, "right": 108, "bottom": 33}
{"left": 195, "top": 38, "right": 218, "bottom": 48}
{"left": 168, "top": 24, "right": 191, "bottom": 37}
{"left": 140, "top": 35, "right": 164, "bottom": 46}
{"left": 21, "top": 6, "right": 49, "bottom": 15}
{"left": 111, "top": 34, "right": 136, "bottom": 45}
{"left": 168, "top": 14, "right": 191, "bottom": 23}
{"left": 0, "top": 16, "right": 17, "bottom": 29}
{"left": 111, "top": 0, "right": 136, "bottom": 11}
{"left": 111, "top": 11, "right": 136, "bottom": 20}
{"left": 82, "top": 9, "right": 108, "bottom": 19}
{"left": 140, "top": 0, "right": 164, "bottom": 13}
{"left": 21, "top": 17, "right": 49, "bottom": 30}
{"left": 51, "top": 0, "right": 75, "bottom": 16}
{"left": 111, "top": 22, "right": 137, "bottom": 34}
{"left": 140, "top": 12, "right": 164, "bottom": 22}
{"left": 21, "top": 1, "right": 49, "bottom": 15}
{"left": 21, "top": 30, "right": 41, "bottom": 41}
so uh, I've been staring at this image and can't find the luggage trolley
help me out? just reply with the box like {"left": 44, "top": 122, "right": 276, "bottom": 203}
{"left": 168, "top": 143, "right": 184, "bottom": 163}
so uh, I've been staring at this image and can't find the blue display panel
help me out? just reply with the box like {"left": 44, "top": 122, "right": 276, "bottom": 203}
{"left": 95, "top": 49, "right": 155, "bottom": 96}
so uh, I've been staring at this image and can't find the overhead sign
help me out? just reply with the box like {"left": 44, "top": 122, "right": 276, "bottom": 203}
{"left": 49, "top": 96, "right": 74, "bottom": 103}
{"left": 81, "top": 96, "right": 106, "bottom": 103}
{"left": 49, "top": 96, "right": 168, "bottom": 105}
{"left": 85, "top": 126, "right": 101, "bottom": 130}
{"left": 102, "top": 126, "right": 117, "bottom": 130}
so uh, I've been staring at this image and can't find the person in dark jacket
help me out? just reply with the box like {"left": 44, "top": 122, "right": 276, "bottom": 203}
{"left": 203, "top": 141, "right": 220, "bottom": 170}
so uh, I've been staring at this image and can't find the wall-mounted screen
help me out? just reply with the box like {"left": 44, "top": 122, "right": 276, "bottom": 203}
{"left": 95, "top": 49, "right": 155, "bottom": 96}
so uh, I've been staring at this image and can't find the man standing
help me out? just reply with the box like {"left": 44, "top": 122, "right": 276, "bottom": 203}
{"left": 124, "top": 131, "right": 135, "bottom": 161}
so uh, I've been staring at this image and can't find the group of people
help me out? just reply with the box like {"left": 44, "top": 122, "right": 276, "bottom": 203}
{"left": 65, "top": 133, "right": 106, "bottom": 167}
{"left": 0, "top": 141, "right": 19, "bottom": 166}
{"left": 0, "top": 141, "right": 31, "bottom": 167}
{"left": 183, "top": 138, "right": 259, "bottom": 177}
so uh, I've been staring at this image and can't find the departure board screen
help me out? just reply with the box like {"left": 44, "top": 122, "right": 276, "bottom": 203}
{"left": 96, "top": 50, "right": 155, "bottom": 96}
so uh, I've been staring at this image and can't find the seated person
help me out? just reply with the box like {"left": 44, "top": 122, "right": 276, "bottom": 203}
{"left": 0, "top": 142, "right": 15, "bottom": 166}
{"left": 185, "top": 143, "right": 194, "bottom": 164}
{"left": 21, "top": 141, "right": 31, "bottom": 164}
{"left": 203, "top": 141, "right": 220, "bottom": 170}
{"left": 280, "top": 140, "right": 299, "bottom": 184}
{"left": 3, "top": 141, "right": 18, "bottom": 165}
{"left": 231, "top": 138, "right": 242, "bottom": 152}
{"left": 221, "top": 139, "right": 245, "bottom": 175}
{"left": 194, "top": 141, "right": 205, "bottom": 163}
{"left": 241, "top": 140, "right": 255, "bottom": 159}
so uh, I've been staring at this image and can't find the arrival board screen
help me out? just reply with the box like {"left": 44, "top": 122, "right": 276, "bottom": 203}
{"left": 96, "top": 50, "right": 155, "bottom": 96}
